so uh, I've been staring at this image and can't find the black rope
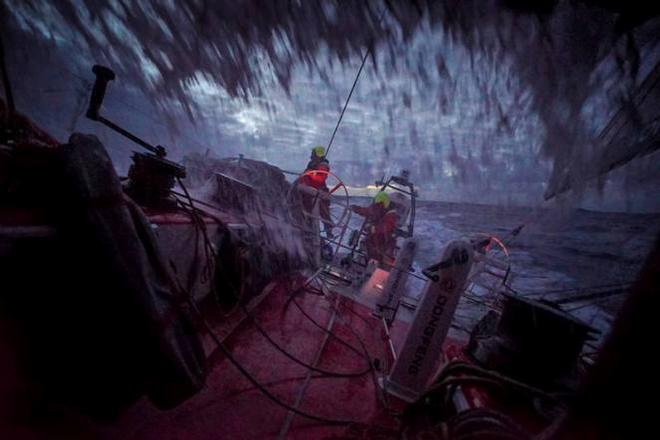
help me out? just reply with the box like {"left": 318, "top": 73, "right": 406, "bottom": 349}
{"left": 186, "top": 298, "right": 357, "bottom": 426}
{"left": 291, "top": 294, "right": 365, "bottom": 357}
{"left": 235, "top": 286, "right": 371, "bottom": 378}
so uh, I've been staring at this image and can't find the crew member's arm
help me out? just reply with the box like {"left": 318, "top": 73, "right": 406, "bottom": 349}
{"left": 373, "top": 211, "right": 398, "bottom": 235}
{"left": 350, "top": 204, "right": 371, "bottom": 217}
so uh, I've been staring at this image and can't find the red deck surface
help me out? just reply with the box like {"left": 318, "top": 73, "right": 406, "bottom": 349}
{"left": 98, "top": 279, "right": 406, "bottom": 439}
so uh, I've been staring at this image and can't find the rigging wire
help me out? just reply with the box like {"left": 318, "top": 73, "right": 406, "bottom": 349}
{"left": 324, "top": 7, "right": 387, "bottom": 158}
{"left": 324, "top": 47, "right": 370, "bottom": 158}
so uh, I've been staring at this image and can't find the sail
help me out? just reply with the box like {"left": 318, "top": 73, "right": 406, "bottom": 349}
{"left": 544, "top": 59, "right": 660, "bottom": 200}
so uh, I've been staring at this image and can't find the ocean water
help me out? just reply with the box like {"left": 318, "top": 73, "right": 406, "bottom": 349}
{"left": 333, "top": 197, "right": 660, "bottom": 341}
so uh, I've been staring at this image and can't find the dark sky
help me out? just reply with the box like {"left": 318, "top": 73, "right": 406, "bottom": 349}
{"left": 2, "top": 0, "right": 659, "bottom": 211}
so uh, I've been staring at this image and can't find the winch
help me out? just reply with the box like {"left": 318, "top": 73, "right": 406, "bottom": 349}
{"left": 85, "top": 65, "right": 185, "bottom": 210}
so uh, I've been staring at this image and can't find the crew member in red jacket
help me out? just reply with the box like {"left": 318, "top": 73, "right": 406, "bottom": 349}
{"left": 300, "top": 146, "right": 333, "bottom": 238}
{"left": 351, "top": 191, "right": 398, "bottom": 262}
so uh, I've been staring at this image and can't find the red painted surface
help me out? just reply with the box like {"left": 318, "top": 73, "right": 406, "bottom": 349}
{"left": 443, "top": 342, "right": 492, "bottom": 410}
{"left": 444, "top": 339, "right": 548, "bottom": 434}
{"left": 97, "top": 280, "right": 401, "bottom": 439}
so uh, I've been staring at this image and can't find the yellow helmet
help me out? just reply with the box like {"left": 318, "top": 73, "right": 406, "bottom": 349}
{"left": 374, "top": 191, "right": 390, "bottom": 208}
{"left": 312, "top": 146, "right": 326, "bottom": 157}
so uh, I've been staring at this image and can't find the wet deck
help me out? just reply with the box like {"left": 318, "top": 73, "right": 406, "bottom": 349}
{"left": 99, "top": 278, "right": 409, "bottom": 439}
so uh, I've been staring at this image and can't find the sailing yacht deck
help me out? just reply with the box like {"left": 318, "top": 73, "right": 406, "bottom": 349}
{"left": 99, "top": 277, "right": 410, "bottom": 439}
